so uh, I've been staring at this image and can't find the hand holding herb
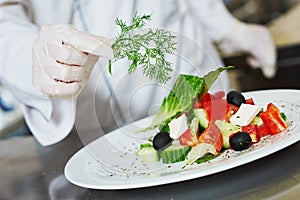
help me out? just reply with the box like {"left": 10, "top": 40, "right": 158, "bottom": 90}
{"left": 109, "top": 14, "right": 177, "bottom": 83}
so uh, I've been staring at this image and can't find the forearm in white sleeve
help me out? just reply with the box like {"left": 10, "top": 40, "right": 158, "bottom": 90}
{"left": 0, "top": 1, "right": 76, "bottom": 146}
{"left": 187, "top": 0, "right": 239, "bottom": 42}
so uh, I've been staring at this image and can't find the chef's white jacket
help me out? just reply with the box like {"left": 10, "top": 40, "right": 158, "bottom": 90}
{"left": 0, "top": 0, "right": 235, "bottom": 146}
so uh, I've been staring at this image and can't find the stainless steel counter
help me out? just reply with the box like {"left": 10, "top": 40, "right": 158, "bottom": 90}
{"left": 1, "top": 130, "right": 300, "bottom": 200}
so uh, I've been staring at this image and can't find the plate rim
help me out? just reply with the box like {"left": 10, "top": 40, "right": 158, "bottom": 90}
{"left": 64, "top": 89, "right": 300, "bottom": 189}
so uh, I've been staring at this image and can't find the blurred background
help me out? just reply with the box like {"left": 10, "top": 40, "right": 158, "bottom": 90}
{"left": 222, "top": 0, "right": 300, "bottom": 91}
{"left": 1, "top": 0, "right": 300, "bottom": 138}
{"left": 224, "top": 0, "right": 298, "bottom": 24}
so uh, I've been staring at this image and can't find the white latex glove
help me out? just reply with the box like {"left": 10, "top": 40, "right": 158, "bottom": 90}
{"left": 32, "top": 24, "right": 114, "bottom": 97}
{"left": 218, "top": 22, "right": 277, "bottom": 78}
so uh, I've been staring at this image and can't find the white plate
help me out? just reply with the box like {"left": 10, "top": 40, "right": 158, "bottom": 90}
{"left": 65, "top": 89, "right": 300, "bottom": 190}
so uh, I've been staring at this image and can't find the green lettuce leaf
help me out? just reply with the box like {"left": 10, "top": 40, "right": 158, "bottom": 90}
{"left": 151, "top": 74, "right": 206, "bottom": 127}
{"left": 141, "top": 66, "right": 233, "bottom": 131}
{"left": 203, "top": 66, "right": 234, "bottom": 88}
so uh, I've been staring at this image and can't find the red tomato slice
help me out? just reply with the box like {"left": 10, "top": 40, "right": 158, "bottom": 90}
{"left": 267, "top": 103, "right": 280, "bottom": 112}
{"left": 226, "top": 104, "right": 239, "bottom": 121}
{"left": 245, "top": 98, "right": 255, "bottom": 105}
{"left": 213, "top": 91, "right": 225, "bottom": 100}
{"left": 179, "top": 129, "right": 199, "bottom": 146}
{"left": 203, "top": 99, "right": 229, "bottom": 121}
{"left": 195, "top": 91, "right": 232, "bottom": 122}
{"left": 194, "top": 93, "right": 213, "bottom": 109}
{"left": 194, "top": 91, "right": 226, "bottom": 109}
{"left": 260, "top": 103, "right": 287, "bottom": 135}
{"left": 199, "top": 123, "right": 223, "bottom": 152}
{"left": 242, "top": 124, "right": 260, "bottom": 143}
{"left": 257, "top": 124, "right": 270, "bottom": 137}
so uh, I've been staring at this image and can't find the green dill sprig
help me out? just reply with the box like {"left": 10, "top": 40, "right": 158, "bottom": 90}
{"left": 109, "top": 14, "right": 177, "bottom": 83}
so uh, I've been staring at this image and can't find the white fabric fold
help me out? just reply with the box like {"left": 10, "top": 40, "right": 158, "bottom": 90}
{"left": 23, "top": 98, "right": 76, "bottom": 146}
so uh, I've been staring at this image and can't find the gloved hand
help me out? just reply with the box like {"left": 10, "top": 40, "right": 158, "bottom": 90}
{"left": 218, "top": 22, "right": 277, "bottom": 78}
{"left": 32, "top": 24, "right": 114, "bottom": 97}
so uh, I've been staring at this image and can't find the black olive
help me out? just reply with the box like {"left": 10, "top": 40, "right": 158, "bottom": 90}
{"left": 227, "top": 91, "right": 246, "bottom": 107}
{"left": 152, "top": 132, "right": 173, "bottom": 150}
{"left": 229, "top": 132, "right": 252, "bottom": 151}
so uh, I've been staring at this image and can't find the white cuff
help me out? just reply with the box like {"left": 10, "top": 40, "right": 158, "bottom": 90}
{"left": 23, "top": 98, "right": 76, "bottom": 146}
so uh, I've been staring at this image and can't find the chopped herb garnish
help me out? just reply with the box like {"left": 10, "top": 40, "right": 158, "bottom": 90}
{"left": 140, "top": 143, "right": 152, "bottom": 149}
{"left": 280, "top": 112, "right": 287, "bottom": 121}
{"left": 110, "top": 13, "right": 177, "bottom": 83}
{"left": 195, "top": 154, "right": 216, "bottom": 164}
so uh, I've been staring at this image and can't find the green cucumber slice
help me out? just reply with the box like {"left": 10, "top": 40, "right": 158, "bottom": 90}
{"left": 161, "top": 145, "right": 191, "bottom": 164}
{"left": 215, "top": 120, "right": 241, "bottom": 149}
{"left": 136, "top": 146, "right": 159, "bottom": 162}
{"left": 251, "top": 116, "right": 264, "bottom": 126}
{"left": 193, "top": 109, "right": 209, "bottom": 129}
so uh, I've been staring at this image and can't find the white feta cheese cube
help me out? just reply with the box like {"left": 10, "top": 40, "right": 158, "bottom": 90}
{"left": 229, "top": 103, "right": 261, "bottom": 126}
{"left": 168, "top": 114, "right": 189, "bottom": 139}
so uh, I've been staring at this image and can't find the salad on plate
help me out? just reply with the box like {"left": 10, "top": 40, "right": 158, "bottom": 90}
{"left": 136, "top": 67, "right": 288, "bottom": 165}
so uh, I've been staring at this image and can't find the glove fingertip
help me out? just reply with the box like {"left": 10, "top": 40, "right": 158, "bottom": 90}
{"left": 246, "top": 57, "right": 260, "bottom": 69}
{"left": 262, "top": 66, "right": 277, "bottom": 79}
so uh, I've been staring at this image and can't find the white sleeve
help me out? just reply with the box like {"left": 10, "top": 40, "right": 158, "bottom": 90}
{"left": 0, "top": 1, "right": 76, "bottom": 146}
{"left": 187, "top": 0, "right": 239, "bottom": 41}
